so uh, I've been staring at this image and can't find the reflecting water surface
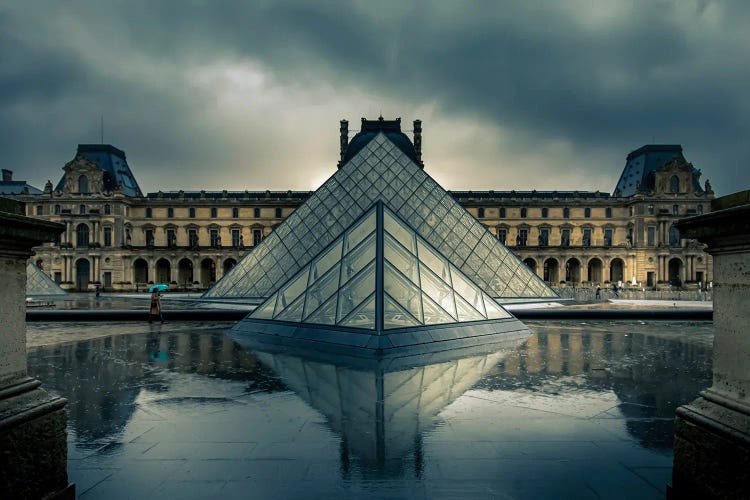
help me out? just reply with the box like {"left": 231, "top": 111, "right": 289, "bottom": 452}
{"left": 27, "top": 320, "right": 712, "bottom": 499}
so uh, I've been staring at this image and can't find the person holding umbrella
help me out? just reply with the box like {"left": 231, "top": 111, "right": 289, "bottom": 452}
{"left": 148, "top": 284, "right": 168, "bottom": 323}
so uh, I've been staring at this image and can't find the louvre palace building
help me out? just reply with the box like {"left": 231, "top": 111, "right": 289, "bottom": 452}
{"left": 1, "top": 117, "right": 714, "bottom": 295}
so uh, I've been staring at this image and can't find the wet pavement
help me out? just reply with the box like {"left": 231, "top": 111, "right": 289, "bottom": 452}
{"left": 26, "top": 320, "right": 713, "bottom": 499}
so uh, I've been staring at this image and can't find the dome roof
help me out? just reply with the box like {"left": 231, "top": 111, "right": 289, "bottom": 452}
{"left": 342, "top": 117, "right": 419, "bottom": 164}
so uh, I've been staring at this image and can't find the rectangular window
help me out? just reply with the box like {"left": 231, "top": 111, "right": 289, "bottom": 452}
{"left": 188, "top": 228, "right": 198, "bottom": 248}
{"left": 647, "top": 226, "right": 655, "bottom": 246}
{"left": 210, "top": 229, "right": 220, "bottom": 247}
{"left": 103, "top": 227, "right": 112, "bottom": 247}
{"left": 232, "top": 207, "right": 239, "bottom": 218}
{"left": 254, "top": 208, "right": 260, "bottom": 218}
{"left": 36, "top": 205, "right": 43, "bottom": 216}
{"left": 672, "top": 205, "right": 679, "bottom": 216}
{"left": 146, "top": 207, "right": 152, "bottom": 218}
{"left": 582, "top": 228, "right": 591, "bottom": 247}
{"left": 211, "top": 207, "right": 218, "bottom": 218}
{"left": 168, "top": 207, "right": 174, "bottom": 218}
{"left": 648, "top": 204, "right": 654, "bottom": 215}
{"left": 167, "top": 229, "right": 176, "bottom": 247}
{"left": 497, "top": 228, "right": 507, "bottom": 244}
{"left": 54, "top": 205, "right": 61, "bottom": 215}
{"left": 145, "top": 229, "right": 154, "bottom": 247}
{"left": 275, "top": 207, "right": 282, "bottom": 218}
{"left": 232, "top": 229, "right": 241, "bottom": 248}
{"left": 539, "top": 228, "right": 549, "bottom": 247}
{"left": 605, "top": 207, "right": 612, "bottom": 218}
{"left": 252, "top": 228, "right": 263, "bottom": 246}
{"left": 104, "top": 204, "right": 111, "bottom": 215}
{"left": 561, "top": 229, "right": 570, "bottom": 247}
{"left": 604, "top": 229, "right": 613, "bottom": 247}
{"left": 54, "top": 272, "right": 62, "bottom": 284}
{"left": 189, "top": 207, "right": 196, "bottom": 218}
{"left": 517, "top": 228, "right": 528, "bottom": 246}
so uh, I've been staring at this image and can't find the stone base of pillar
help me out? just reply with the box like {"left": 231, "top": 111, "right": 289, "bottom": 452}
{"left": 0, "top": 377, "right": 75, "bottom": 499}
{"left": 672, "top": 391, "right": 750, "bottom": 498}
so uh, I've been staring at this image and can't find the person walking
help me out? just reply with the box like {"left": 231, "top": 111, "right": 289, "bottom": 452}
{"left": 595, "top": 285, "right": 601, "bottom": 300}
{"left": 149, "top": 289, "right": 164, "bottom": 323}
{"left": 612, "top": 282, "right": 619, "bottom": 298}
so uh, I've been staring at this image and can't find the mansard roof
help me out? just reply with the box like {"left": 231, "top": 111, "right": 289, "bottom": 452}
{"left": 613, "top": 144, "right": 702, "bottom": 197}
{"left": 56, "top": 144, "right": 142, "bottom": 197}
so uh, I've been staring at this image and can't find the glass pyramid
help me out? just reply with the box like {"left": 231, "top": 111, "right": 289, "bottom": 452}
{"left": 205, "top": 130, "right": 556, "bottom": 300}
{"left": 26, "top": 263, "right": 67, "bottom": 298}
{"left": 249, "top": 202, "right": 513, "bottom": 331}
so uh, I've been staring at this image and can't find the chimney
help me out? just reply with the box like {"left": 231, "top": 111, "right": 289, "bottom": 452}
{"left": 413, "top": 120, "right": 423, "bottom": 168}
{"left": 338, "top": 119, "right": 349, "bottom": 169}
{"left": 2, "top": 169, "right": 12, "bottom": 182}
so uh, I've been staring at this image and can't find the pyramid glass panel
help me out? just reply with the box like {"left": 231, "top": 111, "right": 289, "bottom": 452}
{"left": 421, "top": 293, "right": 456, "bottom": 325}
{"left": 383, "top": 294, "right": 421, "bottom": 329}
{"left": 340, "top": 234, "right": 376, "bottom": 287}
{"left": 26, "top": 263, "right": 68, "bottom": 298}
{"left": 418, "top": 264, "right": 457, "bottom": 320}
{"left": 303, "top": 263, "right": 341, "bottom": 318}
{"left": 384, "top": 233, "right": 419, "bottom": 285}
{"left": 274, "top": 271, "right": 309, "bottom": 317}
{"left": 337, "top": 261, "right": 376, "bottom": 324}
{"left": 275, "top": 294, "right": 305, "bottom": 322}
{"left": 205, "top": 127, "right": 555, "bottom": 301}
{"left": 339, "top": 294, "right": 376, "bottom": 329}
{"left": 384, "top": 262, "right": 423, "bottom": 324}
{"left": 454, "top": 293, "right": 485, "bottom": 322}
{"left": 304, "top": 294, "right": 338, "bottom": 326}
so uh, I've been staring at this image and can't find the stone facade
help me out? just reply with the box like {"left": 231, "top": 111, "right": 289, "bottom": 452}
{"left": 672, "top": 190, "right": 750, "bottom": 498}
{"left": 8, "top": 139, "right": 714, "bottom": 294}
{"left": 0, "top": 197, "right": 73, "bottom": 498}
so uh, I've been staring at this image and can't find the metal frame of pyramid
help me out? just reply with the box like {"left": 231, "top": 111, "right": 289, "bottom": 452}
{"left": 205, "top": 131, "right": 557, "bottom": 302}
{"left": 26, "top": 262, "right": 68, "bottom": 298}
{"left": 230, "top": 201, "right": 530, "bottom": 355}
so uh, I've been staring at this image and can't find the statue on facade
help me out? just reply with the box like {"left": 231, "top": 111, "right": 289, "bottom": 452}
{"left": 704, "top": 179, "right": 713, "bottom": 193}
{"left": 44, "top": 180, "right": 53, "bottom": 195}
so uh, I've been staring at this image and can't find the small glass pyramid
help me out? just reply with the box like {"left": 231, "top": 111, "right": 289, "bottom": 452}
{"left": 249, "top": 202, "right": 512, "bottom": 331}
{"left": 204, "top": 128, "right": 556, "bottom": 301}
{"left": 26, "top": 263, "right": 67, "bottom": 298}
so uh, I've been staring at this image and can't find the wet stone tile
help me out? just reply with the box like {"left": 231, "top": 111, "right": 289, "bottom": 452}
{"left": 24, "top": 320, "right": 712, "bottom": 497}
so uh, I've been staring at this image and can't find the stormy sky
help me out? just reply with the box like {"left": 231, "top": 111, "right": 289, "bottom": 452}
{"left": 2, "top": 1, "right": 748, "bottom": 196}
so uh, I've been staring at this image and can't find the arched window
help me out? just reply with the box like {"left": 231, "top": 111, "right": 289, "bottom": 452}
{"left": 520, "top": 208, "right": 527, "bottom": 218}
{"left": 670, "top": 175, "right": 680, "bottom": 193}
{"left": 541, "top": 208, "right": 548, "bottom": 218}
{"left": 499, "top": 207, "right": 506, "bottom": 218}
{"left": 78, "top": 175, "right": 89, "bottom": 194}
{"left": 563, "top": 208, "right": 570, "bottom": 219}
{"left": 76, "top": 223, "right": 90, "bottom": 247}
{"left": 477, "top": 207, "right": 485, "bottom": 218}
{"left": 584, "top": 207, "right": 591, "bottom": 218}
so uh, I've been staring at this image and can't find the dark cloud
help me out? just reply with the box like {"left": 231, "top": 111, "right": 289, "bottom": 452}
{"left": 1, "top": 1, "right": 748, "bottom": 195}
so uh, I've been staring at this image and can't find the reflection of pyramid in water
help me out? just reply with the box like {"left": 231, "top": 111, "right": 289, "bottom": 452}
{"left": 230, "top": 202, "right": 531, "bottom": 353}
{"left": 251, "top": 339, "right": 524, "bottom": 470}
{"left": 26, "top": 263, "right": 67, "bottom": 298}
{"left": 205, "top": 127, "right": 556, "bottom": 301}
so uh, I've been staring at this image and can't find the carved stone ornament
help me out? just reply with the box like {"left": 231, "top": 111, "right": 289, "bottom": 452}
{"left": 61, "top": 155, "right": 104, "bottom": 195}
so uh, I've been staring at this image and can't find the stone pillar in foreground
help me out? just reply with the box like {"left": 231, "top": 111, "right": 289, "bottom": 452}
{"left": 672, "top": 190, "right": 750, "bottom": 498}
{"left": 0, "top": 198, "right": 73, "bottom": 499}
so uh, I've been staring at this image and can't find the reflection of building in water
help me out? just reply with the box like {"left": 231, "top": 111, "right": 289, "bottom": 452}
{"left": 253, "top": 338, "right": 526, "bottom": 478}
{"left": 485, "top": 330, "right": 712, "bottom": 450}
{"left": 27, "top": 331, "right": 280, "bottom": 443}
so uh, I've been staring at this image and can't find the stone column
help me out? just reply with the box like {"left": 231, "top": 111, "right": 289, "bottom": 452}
{"left": 0, "top": 198, "right": 73, "bottom": 498}
{"left": 672, "top": 190, "right": 750, "bottom": 498}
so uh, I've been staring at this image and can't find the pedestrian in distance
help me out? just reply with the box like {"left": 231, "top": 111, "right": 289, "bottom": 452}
{"left": 595, "top": 285, "right": 601, "bottom": 300}
{"left": 149, "top": 289, "right": 164, "bottom": 323}
{"left": 612, "top": 282, "right": 619, "bottom": 298}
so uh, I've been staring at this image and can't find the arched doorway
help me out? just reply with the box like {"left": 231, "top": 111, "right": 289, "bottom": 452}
{"left": 156, "top": 258, "right": 171, "bottom": 284}
{"left": 200, "top": 258, "right": 216, "bottom": 287}
{"left": 75, "top": 258, "right": 90, "bottom": 291}
{"left": 610, "top": 258, "right": 624, "bottom": 283}
{"left": 178, "top": 258, "right": 194, "bottom": 288}
{"left": 522, "top": 257, "right": 537, "bottom": 276}
{"left": 133, "top": 258, "right": 149, "bottom": 285}
{"left": 587, "top": 258, "right": 603, "bottom": 283}
{"left": 565, "top": 258, "right": 581, "bottom": 284}
{"left": 668, "top": 258, "right": 682, "bottom": 286}
{"left": 543, "top": 258, "right": 559, "bottom": 284}
{"left": 223, "top": 258, "right": 237, "bottom": 275}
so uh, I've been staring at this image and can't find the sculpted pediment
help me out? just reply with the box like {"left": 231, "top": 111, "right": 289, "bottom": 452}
{"left": 60, "top": 155, "right": 105, "bottom": 195}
